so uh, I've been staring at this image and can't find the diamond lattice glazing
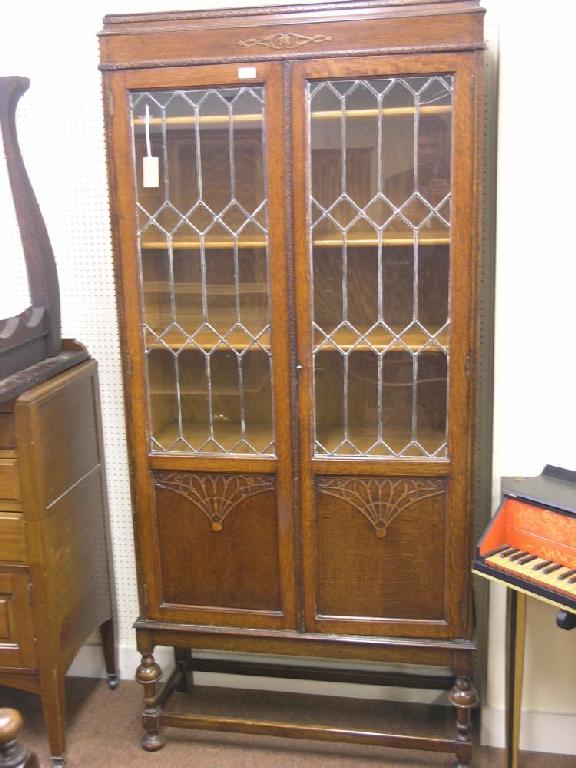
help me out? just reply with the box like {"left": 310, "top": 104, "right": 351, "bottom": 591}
{"left": 308, "top": 76, "right": 453, "bottom": 458}
{"left": 130, "top": 87, "right": 274, "bottom": 455}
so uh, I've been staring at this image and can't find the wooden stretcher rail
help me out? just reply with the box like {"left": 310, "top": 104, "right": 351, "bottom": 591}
{"left": 161, "top": 712, "right": 456, "bottom": 752}
{"left": 187, "top": 657, "right": 454, "bottom": 689}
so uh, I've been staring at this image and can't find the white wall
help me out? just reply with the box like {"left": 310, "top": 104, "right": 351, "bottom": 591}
{"left": 481, "top": 0, "right": 576, "bottom": 753}
{"left": 1, "top": 0, "right": 576, "bottom": 755}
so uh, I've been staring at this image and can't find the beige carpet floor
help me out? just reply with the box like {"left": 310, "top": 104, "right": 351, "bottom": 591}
{"left": 1, "top": 678, "right": 574, "bottom": 768}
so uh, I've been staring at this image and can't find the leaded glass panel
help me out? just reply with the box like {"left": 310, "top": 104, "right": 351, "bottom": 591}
{"left": 131, "top": 86, "right": 274, "bottom": 455}
{"left": 308, "top": 75, "right": 452, "bottom": 458}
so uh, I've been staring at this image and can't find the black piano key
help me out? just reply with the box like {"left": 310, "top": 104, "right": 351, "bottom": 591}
{"left": 533, "top": 560, "right": 552, "bottom": 571}
{"left": 485, "top": 544, "right": 514, "bottom": 558}
{"left": 500, "top": 548, "right": 520, "bottom": 559}
{"left": 518, "top": 554, "right": 537, "bottom": 565}
{"left": 509, "top": 550, "right": 529, "bottom": 562}
{"left": 568, "top": 575, "right": 576, "bottom": 584}
{"left": 543, "top": 563, "right": 562, "bottom": 575}
{"left": 558, "top": 569, "right": 576, "bottom": 581}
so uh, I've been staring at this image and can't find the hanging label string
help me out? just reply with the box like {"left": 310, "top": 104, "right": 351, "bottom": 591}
{"left": 143, "top": 103, "right": 160, "bottom": 188}
{"left": 145, "top": 104, "right": 153, "bottom": 158}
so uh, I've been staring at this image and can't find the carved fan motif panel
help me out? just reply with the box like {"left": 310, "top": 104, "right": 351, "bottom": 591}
{"left": 317, "top": 475, "right": 445, "bottom": 538}
{"left": 153, "top": 470, "right": 281, "bottom": 613}
{"left": 314, "top": 475, "right": 448, "bottom": 623}
{"left": 154, "top": 470, "right": 275, "bottom": 531}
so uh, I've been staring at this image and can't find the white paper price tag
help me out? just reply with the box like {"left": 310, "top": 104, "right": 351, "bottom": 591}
{"left": 143, "top": 155, "right": 160, "bottom": 188}
{"left": 238, "top": 66, "right": 257, "bottom": 79}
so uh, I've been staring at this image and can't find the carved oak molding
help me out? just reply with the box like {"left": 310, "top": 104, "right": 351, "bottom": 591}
{"left": 154, "top": 472, "right": 274, "bottom": 531}
{"left": 98, "top": 44, "right": 484, "bottom": 72}
{"left": 317, "top": 476, "right": 445, "bottom": 537}
{"left": 239, "top": 33, "right": 332, "bottom": 50}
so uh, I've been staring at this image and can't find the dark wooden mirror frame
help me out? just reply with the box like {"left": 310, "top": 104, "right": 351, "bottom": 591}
{"left": 0, "top": 77, "right": 86, "bottom": 399}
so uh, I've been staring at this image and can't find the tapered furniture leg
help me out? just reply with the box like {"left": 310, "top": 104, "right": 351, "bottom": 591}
{"left": 136, "top": 653, "right": 165, "bottom": 751}
{"left": 505, "top": 589, "right": 527, "bottom": 768}
{"left": 174, "top": 647, "right": 194, "bottom": 694}
{"left": 40, "top": 671, "right": 67, "bottom": 767}
{"left": 450, "top": 675, "right": 478, "bottom": 767}
{"left": 100, "top": 618, "right": 119, "bottom": 689}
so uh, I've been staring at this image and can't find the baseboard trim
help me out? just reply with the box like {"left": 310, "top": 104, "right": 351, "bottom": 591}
{"left": 481, "top": 706, "right": 576, "bottom": 755}
{"left": 67, "top": 645, "right": 576, "bottom": 755}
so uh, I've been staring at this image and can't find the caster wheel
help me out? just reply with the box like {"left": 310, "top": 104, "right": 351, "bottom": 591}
{"left": 107, "top": 673, "right": 119, "bottom": 690}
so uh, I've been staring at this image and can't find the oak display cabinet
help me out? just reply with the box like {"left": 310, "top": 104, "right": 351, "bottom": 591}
{"left": 100, "top": 1, "right": 486, "bottom": 764}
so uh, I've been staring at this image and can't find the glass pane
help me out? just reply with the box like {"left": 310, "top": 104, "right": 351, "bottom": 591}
{"left": 315, "top": 351, "right": 345, "bottom": 454}
{"left": 147, "top": 349, "right": 179, "bottom": 451}
{"left": 131, "top": 86, "right": 274, "bottom": 455}
{"left": 309, "top": 75, "right": 452, "bottom": 458}
{"left": 381, "top": 351, "right": 413, "bottom": 454}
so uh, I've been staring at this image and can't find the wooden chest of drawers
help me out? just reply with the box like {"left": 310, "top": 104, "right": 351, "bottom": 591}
{"left": 0, "top": 360, "right": 117, "bottom": 768}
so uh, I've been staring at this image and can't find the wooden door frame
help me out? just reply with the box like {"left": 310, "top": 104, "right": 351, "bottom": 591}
{"left": 291, "top": 52, "right": 480, "bottom": 639}
{"left": 103, "top": 62, "right": 297, "bottom": 630}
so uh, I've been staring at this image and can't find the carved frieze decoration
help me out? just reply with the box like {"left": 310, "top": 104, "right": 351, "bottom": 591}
{"left": 238, "top": 32, "right": 332, "bottom": 50}
{"left": 154, "top": 472, "right": 274, "bottom": 531}
{"left": 316, "top": 476, "right": 445, "bottom": 538}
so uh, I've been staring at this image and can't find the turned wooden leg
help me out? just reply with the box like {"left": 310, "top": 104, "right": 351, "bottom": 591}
{"left": 174, "top": 647, "right": 194, "bottom": 694}
{"left": 136, "top": 652, "right": 165, "bottom": 751}
{"left": 0, "top": 708, "right": 40, "bottom": 768}
{"left": 100, "top": 617, "right": 119, "bottom": 689}
{"left": 39, "top": 670, "right": 67, "bottom": 767}
{"left": 450, "top": 675, "right": 478, "bottom": 768}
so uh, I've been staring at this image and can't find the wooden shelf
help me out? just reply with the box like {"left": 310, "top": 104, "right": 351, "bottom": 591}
{"left": 312, "top": 105, "right": 451, "bottom": 120}
{"left": 140, "top": 232, "right": 449, "bottom": 251}
{"left": 315, "top": 326, "right": 448, "bottom": 352}
{"left": 314, "top": 232, "right": 449, "bottom": 247}
{"left": 316, "top": 425, "right": 446, "bottom": 456}
{"left": 151, "top": 421, "right": 444, "bottom": 456}
{"left": 152, "top": 421, "right": 274, "bottom": 454}
{"left": 141, "top": 240, "right": 268, "bottom": 251}
{"left": 133, "top": 104, "right": 451, "bottom": 129}
{"left": 146, "top": 326, "right": 446, "bottom": 353}
{"left": 146, "top": 327, "right": 270, "bottom": 351}
{"left": 134, "top": 114, "right": 264, "bottom": 127}
{"left": 143, "top": 281, "right": 268, "bottom": 295}
{"left": 150, "top": 385, "right": 264, "bottom": 395}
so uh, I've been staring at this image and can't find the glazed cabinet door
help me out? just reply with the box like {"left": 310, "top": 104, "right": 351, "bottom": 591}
{"left": 293, "top": 53, "right": 478, "bottom": 639}
{"left": 106, "top": 63, "right": 296, "bottom": 629}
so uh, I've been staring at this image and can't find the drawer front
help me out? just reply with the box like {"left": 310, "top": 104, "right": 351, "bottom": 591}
{"left": 0, "top": 459, "right": 21, "bottom": 503}
{"left": 0, "top": 572, "right": 36, "bottom": 669}
{"left": 0, "top": 514, "right": 26, "bottom": 563}
{"left": 0, "top": 414, "right": 15, "bottom": 449}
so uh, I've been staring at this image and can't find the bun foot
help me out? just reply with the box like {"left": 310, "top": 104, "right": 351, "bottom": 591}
{"left": 141, "top": 731, "right": 165, "bottom": 752}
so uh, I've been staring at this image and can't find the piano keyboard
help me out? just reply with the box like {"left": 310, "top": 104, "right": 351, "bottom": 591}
{"left": 484, "top": 546, "right": 576, "bottom": 601}
{"left": 474, "top": 467, "right": 576, "bottom": 615}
